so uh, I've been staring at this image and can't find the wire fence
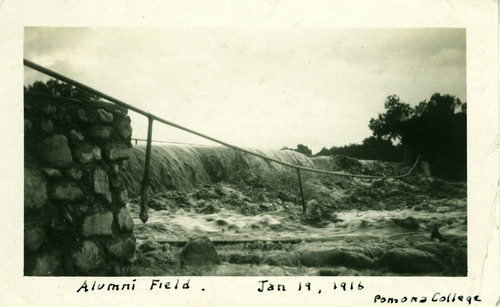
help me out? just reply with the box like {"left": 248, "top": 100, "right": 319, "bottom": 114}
{"left": 23, "top": 59, "right": 421, "bottom": 224}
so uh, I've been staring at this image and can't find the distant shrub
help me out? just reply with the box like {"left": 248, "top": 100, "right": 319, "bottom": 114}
{"left": 332, "top": 155, "right": 362, "bottom": 172}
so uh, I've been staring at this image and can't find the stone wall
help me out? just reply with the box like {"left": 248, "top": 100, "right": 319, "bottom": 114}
{"left": 24, "top": 92, "right": 135, "bottom": 276}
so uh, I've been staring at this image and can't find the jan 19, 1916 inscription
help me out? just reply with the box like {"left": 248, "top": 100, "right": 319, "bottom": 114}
{"left": 257, "top": 280, "right": 364, "bottom": 294}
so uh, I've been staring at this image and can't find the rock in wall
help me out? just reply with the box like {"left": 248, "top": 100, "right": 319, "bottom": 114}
{"left": 24, "top": 92, "right": 135, "bottom": 276}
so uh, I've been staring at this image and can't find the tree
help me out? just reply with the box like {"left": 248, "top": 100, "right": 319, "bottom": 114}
{"left": 368, "top": 95, "right": 413, "bottom": 142}
{"left": 24, "top": 79, "right": 102, "bottom": 102}
{"left": 402, "top": 93, "right": 466, "bottom": 179}
{"left": 315, "top": 147, "right": 331, "bottom": 156}
{"left": 369, "top": 93, "right": 466, "bottom": 180}
{"left": 295, "top": 144, "right": 312, "bottom": 156}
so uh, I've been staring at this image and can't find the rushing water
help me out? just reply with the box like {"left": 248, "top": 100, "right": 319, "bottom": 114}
{"left": 122, "top": 146, "right": 467, "bottom": 276}
{"left": 130, "top": 205, "right": 466, "bottom": 244}
{"left": 128, "top": 180, "right": 466, "bottom": 276}
{"left": 122, "top": 145, "right": 313, "bottom": 196}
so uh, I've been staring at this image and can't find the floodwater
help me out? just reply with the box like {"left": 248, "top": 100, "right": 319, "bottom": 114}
{"left": 122, "top": 146, "right": 466, "bottom": 276}
{"left": 130, "top": 205, "right": 466, "bottom": 245}
{"left": 128, "top": 176, "right": 467, "bottom": 276}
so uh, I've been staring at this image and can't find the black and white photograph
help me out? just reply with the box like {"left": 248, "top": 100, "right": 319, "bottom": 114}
{"left": 1, "top": 1, "right": 498, "bottom": 306}
{"left": 23, "top": 27, "right": 468, "bottom": 277}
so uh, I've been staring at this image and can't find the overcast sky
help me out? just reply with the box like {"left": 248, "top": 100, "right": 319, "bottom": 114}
{"left": 24, "top": 27, "right": 466, "bottom": 153}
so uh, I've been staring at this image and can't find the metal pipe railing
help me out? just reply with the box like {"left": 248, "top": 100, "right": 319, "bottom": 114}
{"left": 131, "top": 138, "right": 209, "bottom": 146}
{"left": 24, "top": 59, "right": 420, "bottom": 223}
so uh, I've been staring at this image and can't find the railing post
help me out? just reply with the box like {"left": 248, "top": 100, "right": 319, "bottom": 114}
{"left": 296, "top": 168, "right": 306, "bottom": 214}
{"left": 140, "top": 116, "right": 154, "bottom": 223}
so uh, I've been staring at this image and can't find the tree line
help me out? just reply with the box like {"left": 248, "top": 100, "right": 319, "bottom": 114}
{"left": 283, "top": 93, "right": 467, "bottom": 180}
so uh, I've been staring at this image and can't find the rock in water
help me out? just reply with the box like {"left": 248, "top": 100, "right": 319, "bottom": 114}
{"left": 263, "top": 252, "right": 300, "bottom": 266}
{"left": 415, "top": 242, "right": 454, "bottom": 262}
{"left": 140, "top": 239, "right": 160, "bottom": 252}
{"left": 180, "top": 237, "right": 220, "bottom": 266}
{"left": 302, "top": 200, "right": 323, "bottom": 226}
{"left": 431, "top": 225, "right": 447, "bottom": 242}
{"left": 392, "top": 216, "right": 420, "bottom": 231}
{"left": 380, "top": 248, "right": 443, "bottom": 274}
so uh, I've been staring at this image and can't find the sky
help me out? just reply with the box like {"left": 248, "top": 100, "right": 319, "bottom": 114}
{"left": 24, "top": 27, "right": 466, "bottom": 153}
